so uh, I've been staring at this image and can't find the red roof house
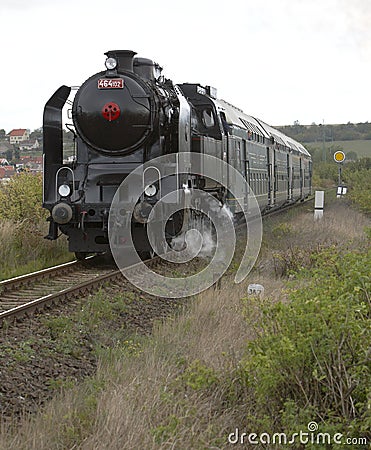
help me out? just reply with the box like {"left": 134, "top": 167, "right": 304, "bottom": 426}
{"left": 8, "top": 129, "right": 30, "bottom": 144}
{"left": 0, "top": 166, "right": 15, "bottom": 179}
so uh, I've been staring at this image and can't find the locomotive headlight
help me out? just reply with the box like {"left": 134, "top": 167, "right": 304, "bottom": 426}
{"left": 105, "top": 57, "right": 117, "bottom": 70}
{"left": 58, "top": 184, "right": 71, "bottom": 197}
{"left": 144, "top": 184, "right": 157, "bottom": 197}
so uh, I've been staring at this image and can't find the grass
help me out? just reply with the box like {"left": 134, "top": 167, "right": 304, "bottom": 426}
{"left": 0, "top": 219, "right": 72, "bottom": 280}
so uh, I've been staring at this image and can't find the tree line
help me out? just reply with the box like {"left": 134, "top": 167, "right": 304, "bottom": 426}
{"left": 277, "top": 121, "right": 371, "bottom": 143}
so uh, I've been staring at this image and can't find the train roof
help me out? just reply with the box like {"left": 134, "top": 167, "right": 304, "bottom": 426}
{"left": 258, "top": 119, "right": 311, "bottom": 157}
{"left": 214, "top": 98, "right": 311, "bottom": 158}
{"left": 216, "top": 99, "right": 270, "bottom": 139}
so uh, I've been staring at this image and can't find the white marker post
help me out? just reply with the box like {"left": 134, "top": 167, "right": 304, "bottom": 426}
{"left": 247, "top": 284, "right": 265, "bottom": 297}
{"left": 314, "top": 190, "right": 324, "bottom": 220}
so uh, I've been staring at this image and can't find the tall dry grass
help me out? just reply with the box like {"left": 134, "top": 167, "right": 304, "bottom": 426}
{"left": 0, "top": 219, "right": 72, "bottom": 280}
{"left": 260, "top": 199, "right": 370, "bottom": 277}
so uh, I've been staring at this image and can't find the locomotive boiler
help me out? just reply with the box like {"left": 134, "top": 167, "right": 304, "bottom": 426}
{"left": 43, "top": 50, "right": 312, "bottom": 259}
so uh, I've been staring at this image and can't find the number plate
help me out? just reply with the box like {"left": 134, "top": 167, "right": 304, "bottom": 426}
{"left": 97, "top": 79, "right": 124, "bottom": 89}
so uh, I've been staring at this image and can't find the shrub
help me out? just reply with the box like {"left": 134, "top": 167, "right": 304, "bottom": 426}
{"left": 345, "top": 169, "right": 371, "bottom": 214}
{"left": 0, "top": 173, "right": 71, "bottom": 279}
{"left": 312, "top": 162, "right": 339, "bottom": 188}
{"left": 242, "top": 245, "right": 371, "bottom": 438}
{"left": 0, "top": 172, "right": 46, "bottom": 222}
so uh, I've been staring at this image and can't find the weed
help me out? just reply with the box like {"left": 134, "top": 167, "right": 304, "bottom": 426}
{"left": 47, "top": 378, "right": 76, "bottom": 391}
{"left": 177, "top": 359, "right": 219, "bottom": 391}
{"left": 271, "top": 222, "right": 293, "bottom": 238}
{"left": 0, "top": 340, "right": 36, "bottom": 363}
{"left": 43, "top": 316, "right": 74, "bottom": 340}
{"left": 151, "top": 414, "right": 180, "bottom": 444}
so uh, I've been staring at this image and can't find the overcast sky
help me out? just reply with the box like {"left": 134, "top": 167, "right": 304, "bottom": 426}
{"left": 0, "top": 0, "right": 370, "bottom": 132}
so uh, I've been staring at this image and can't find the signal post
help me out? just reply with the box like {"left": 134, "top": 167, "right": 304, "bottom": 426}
{"left": 333, "top": 151, "right": 347, "bottom": 197}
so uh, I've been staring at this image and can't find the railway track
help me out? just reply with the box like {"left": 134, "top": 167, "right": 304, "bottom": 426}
{"left": 0, "top": 257, "right": 124, "bottom": 324}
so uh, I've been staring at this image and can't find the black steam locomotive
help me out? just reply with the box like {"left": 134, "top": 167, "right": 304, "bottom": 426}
{"left": 43, "top": 50, "right": 312, "bottom": 259}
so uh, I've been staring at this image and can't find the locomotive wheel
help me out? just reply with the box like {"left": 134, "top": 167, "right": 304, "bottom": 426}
{"left": 75, "top": 252, "right": 88, "bottom": 261}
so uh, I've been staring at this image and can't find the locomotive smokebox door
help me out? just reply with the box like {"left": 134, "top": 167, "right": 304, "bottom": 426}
{"left": 72, "top": 72, "right": 152, "bottom": 155}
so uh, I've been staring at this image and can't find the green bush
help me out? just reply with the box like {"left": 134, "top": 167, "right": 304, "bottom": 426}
{"left": 312, "top": 158, "right": 371, "bottom": 214}
{"left": 0, "top": 172, "right": 46, "bottom": 222}
{"left": 0, "top": 172, "right": 71, "bottom": 279}
{"left": 345, "top": 169, "right": 371, "bottom": 214}
{"left": 312, "top": 162, "right": 339, "bottom": 188}
{"left": 177, "top": 359, "right": 219, "bottom": 390}
{"left": 242, "top": 245, "right": 371, "bottom": 439}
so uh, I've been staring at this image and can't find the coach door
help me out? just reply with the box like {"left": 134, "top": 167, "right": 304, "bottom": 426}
{"left": 288, "top": 153, "right": 294, "bottom": 201}
{"left": 241, "top": 140, "right": 250, "bottom": 209}
{"left": 299, "top": 158, "right": 303, "bottom": 198}
{"left": 241, "top": 139, "right": 247, "bottom": 179}
{"left": 266, "top": 147, "right": 275, "bottom": 207}
{"left": 287, "top": 154, "right": 290, "bottom": 201}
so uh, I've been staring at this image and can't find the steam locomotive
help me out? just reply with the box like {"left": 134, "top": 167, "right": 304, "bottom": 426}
{"left": 43, "top": 50, "right": 312, "bottom": 259}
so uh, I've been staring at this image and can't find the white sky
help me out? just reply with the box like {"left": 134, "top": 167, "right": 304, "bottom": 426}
{"left": 0, "top": 0, "right": 370, "bottom": 132}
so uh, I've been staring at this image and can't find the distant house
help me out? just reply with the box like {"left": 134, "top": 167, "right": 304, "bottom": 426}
{"left": 19, "top": 139, "right": 40, "bottom": 151}
{"left": 0, "top": 165, "right": 15, "bottom": 180}
{"left": 20, "top": 155, "right": 43, "bottom": 172}
{"left": 0, "top": 158, "right": 10, "bottom": 166}
{"left": 8, "top": 129, "right": 30, "bottom": 144}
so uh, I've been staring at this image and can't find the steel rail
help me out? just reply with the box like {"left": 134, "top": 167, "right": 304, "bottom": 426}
{"left": 0, "top": 268, "right": 122, "bottom": 323}
{"left": 0, "top": 257, "right": 94, "bottom": 293}
{"left": 0, "top": 256, "right": 161, "bottom": 325}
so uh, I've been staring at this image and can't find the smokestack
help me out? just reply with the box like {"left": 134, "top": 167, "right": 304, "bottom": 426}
{"left": 104, "top": 50, "right": 137, "bottom": 72}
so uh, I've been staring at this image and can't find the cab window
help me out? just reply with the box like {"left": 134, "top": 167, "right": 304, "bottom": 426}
{"left": 202, "top": 108, "right": 215, "bottom": 128}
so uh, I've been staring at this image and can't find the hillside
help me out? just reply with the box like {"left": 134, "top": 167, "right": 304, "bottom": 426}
{"left": 306, "top": 139, "right": 371, "bottom": 159}
{"left": 276, "top": 121, "right": 371, "bottom": 143}
{"left": 276, "top": 122, "right": 371, "bottom": 161}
